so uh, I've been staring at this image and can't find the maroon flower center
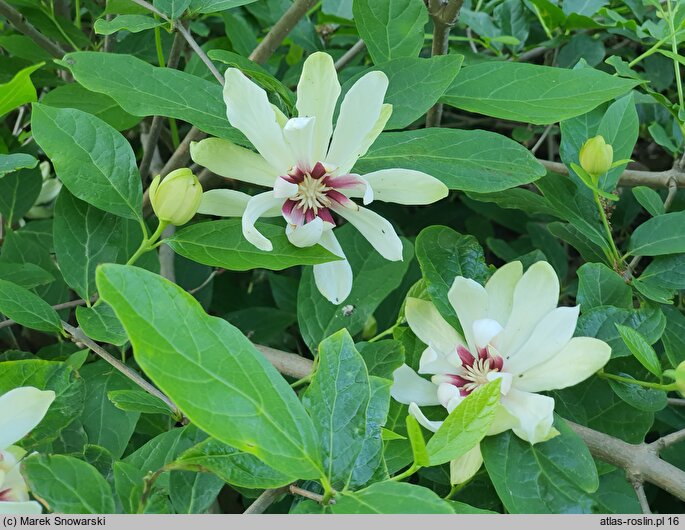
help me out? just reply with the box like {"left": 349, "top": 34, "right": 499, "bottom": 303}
{"left": 280, "top": 162, "right": 361, "bottom": 227}
{"left": 443, "top": 345, "right": 504, "bottom": 396}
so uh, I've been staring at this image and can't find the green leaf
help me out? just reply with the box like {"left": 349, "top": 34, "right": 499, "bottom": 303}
{"left": 54, "top": 190, "right": 139, "bottom": 299}
{"left": 188, "top": 0, "right": 257, "bottom": 14}
{"left": 166, "top": 220, "right": 339, "bottom": 271}
{"left": 0, "top": 63, "right": 42, "bottom": 117}
{"left": 22, "top": 454, "right": 116, "bottom": 514}
{"left": 0, "top": 279, "right": 62, "bottom": 333}
{"left": 356, "top": 340, "right": 405, "bottom": 379}
{"left": 595, "top": 94, "right": 639, "bottom": 191}
{"left": 481, "top": 418, "right": 599, "bottom": 513}
{"left": 31, "top": 104, "right": 143, "bottom": 220}
{"left": 41, "top": 83, "right": 140, "bottom": 132}
{"left": 94, "top": 14, "right": 165, "bottom": 34}
{"left": 355, "top": 129, "right": 546, "bottom": 192}
{"left": 0, "top": 262, "right": 53, "bottom": 289}
{"left": 108, "top": 389, "right": 175, "bottom": 416}
{"left": 96, "top": 264, "right": 323, "bottom": 479}
{"left": 61, "top": 52, "right": 241, "bottom": 142}
{"left": 576, "top": 262, "right": 632, "bottom": 310}
{"left": 171, "top": 437, "right": 296, "bottom": 489}
{"left": 576, "top": 304, "right": 665, "bottom": 359}
{"left": 415, "top": 226, "right": 490, "bottom": 329}
{"left": 607, "top": 376, "right": 667, "bottom": 412}
{"left": 442, "top": 62, "right": 638, "bottom": 124}
{"left": 405, "top": 414, "right": 429, "bottom": 467}
{"left": 331, "top": 482, "right": 454, "bottom": 514}
{"left": 628, "top": 211, "right": 685, "bottom": 256}
{"left": 153, "top": 0, "right": 190, "bottom": 18}
{"left": 426, "top": 380, "right": 501, "bottom": 466}
{"left": 632, "top": 187, "right": 664, "bottom": 217}
{"left": 80, "top": 361, "right": 141, "bottom": 459}
{"left": 302, "top": 330, "right": 389, "bottom": 490}
{"left": 638, "top": 254, "right": 685, "bottom": 304}
{"left": 342, "top": 55, "right": 463, "bottom": 130}
{"left": 113, "top": 461, "right": 146, "bottom": 514}
{"left": 615, "top": 324, "right": 662, "bottom": 377}
{"left": 0, "top": 360, "right": 85, "bottom": 449}
{"left": 661, "top": 306, "right": 685, "bottom": 367}
{"left": 297, "top": 225, "right": 413, "bottom": 350}
{"left": 0, "top": 153, "right": 38, "bottom": 175}
{"left": 0, "top": 167, "right": 42, "bottom": 223}
{"left": 352, "top": 0, "right": 428, "bottom": 64}
{"left": 76, "top": 303, "right": 128, "bottom": 347}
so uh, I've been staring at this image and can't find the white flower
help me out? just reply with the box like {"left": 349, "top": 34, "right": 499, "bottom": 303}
{"left": 190, "top": 52, "right": 448, "bottom": 304}
{"left": 0, "top": 387, "right": 55, "bottom": 515}
{"left": 390, "top": 261, "right": 611, "bottom": 483}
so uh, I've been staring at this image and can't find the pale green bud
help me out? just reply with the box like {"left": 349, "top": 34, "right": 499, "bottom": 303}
{"left": 579, "top": 135, "right": 613, "bottom": 179}
{"left": 149, "top": 168, "right": 202, "bottom": 226}
{"left": 676, "top": 361, "right": 685, "bottom": 396}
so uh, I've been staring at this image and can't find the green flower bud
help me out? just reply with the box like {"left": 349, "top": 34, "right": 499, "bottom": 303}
{"left": 149, "top": 168, "right": 202, "bottom": 226}
{"left": 579, "top": 135, "right": 613, "bottom": 179}
{"left": 676, "top": 361, "right": 685, "bottom": 396}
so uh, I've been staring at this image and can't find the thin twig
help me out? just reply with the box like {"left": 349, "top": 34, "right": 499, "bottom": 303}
{"left": 175, "top": 23, "right": 224, "bottom": 84}
{"left": 333, "top": 39, "right": 366, "bottom": 71}
{"left": 654, "top": 428, "right": 685, "bottom": 451}
{"left": 540, "top": 159, "right": 685, "bottom": 189}
{"left": 187, "top": 269, "right": 223, "bottom": 294}
{"left": 61, "top": 321, "right": 185, "bottom": 421}
{"left": 531, "top": 124, "right": 553, "bottom": 155}
{"left": 425, "top": 0, "right": 464, "bottom": 128}
{"left": 668, "top": 398, "right": 685, "bottom": 407}
{"left": 248, "top": 0, "right": 318, "bottom": 64}
{"left": 289, "top": 485, "right": 328, "bottom": 504}
{"left": 159, "top": 224, "right": 176, "bottom": 282}
{"left": 140, "top": 32, "right": 186, "bottom": 180}
{"left": 243, "top": 486, "right": 290, "bottom": 514}
{"left": 0, "top": 0, "right": 67, "bottom": 58}
{"left": 630, "top": 478, "right": 652, "bottom": 515}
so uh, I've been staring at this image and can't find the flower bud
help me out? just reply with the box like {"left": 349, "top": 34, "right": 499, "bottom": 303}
{"left": 149, "top": 168, "right": 202, "bottom": 226}
{"left": 676, "top": 361, "right": 685, "bottom": 395}
{"left": 579, "top": 135, "right": 613, "bottom": 178}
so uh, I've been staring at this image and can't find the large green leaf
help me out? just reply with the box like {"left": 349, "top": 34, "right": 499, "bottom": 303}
{"left": 0, "top": 262, "right": 53, "bottom": 289}
{"left": 302, "top": 330, "right": 390, "bottom": 490}
{"left": 31, "top": 104, "right": 143, "bottom": 220}
{"left": 356, "top": 340, "right": 405, "bottom": 379}
{"left": 297, "top": 225, "right": 413, "bottom": 351}
{"left": 331, "top": 482, "right": 454, "bottom": 514}
{"left": 0, "top": 153, "right": 38, "bottom": 175}
{"left": 0, "top": 63, "right": 42, "bottom": 117}
{"left": 94, "top": 14, "right": 165, "bottom": 34}
{"left": 0, "top": 167, "right": 42, "bottom": 223}
{"left": 23, "top": 454, "right": 116, "bottom": 514}
{"left": 415, "top": 226, "right": 490, "bottom": 329}
{"left": 96, "top": 264, "right": 323, "bottom": 479}
{"left": 60, "top": 52, "right": 241, "bottom": 142}
{"left": 166, "top": 220, "right": 340, "bottom": 271}
{"left": 576, "top": 262, "right": 632, "bottom": 310}
{"left": 628, "top": 212, "right": 685, "bottom": 256}
{"left": 482, "top": 418, "right": 599, "bottom": 513}
{"left": 355, "top": 129, "right": 546, "bottom": 192}
{"left": 341, "top": 55, "right": 463, "bottom": 130}
{"left": 637, "top": 254, "right": 685, "bottom": 304}
{"left": 442, "top": 62, "right": 638, "bottom": 124}
{"left": 426, "top": 380, "right": 500, "bottom": 466}
{"left": 0, "top": 279, "right": 62, "bottom": 334}
{"left": 352, "top": 0, "right": 428, "bottom": 64}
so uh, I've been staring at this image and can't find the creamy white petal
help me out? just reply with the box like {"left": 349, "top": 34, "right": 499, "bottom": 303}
{"left": 505, "top": 306, "right": 580, "bottom": 375}
{"left": 1, "top": 453, "right": 29, "bottom": 502}
{"left": 286, "top": 218, "right": 324, "bottom": 248}
{"left": 493, "top": 261, "right": 560, "bottom": 356}
{"left": 283, "top": 117, "right": 316, "bottom": 171}
{"left": 326, "top": 71, "right": 389, "bottom": 175}
{"left": 485, "top": 261, "right": 522, "bottom": 327}
{"left": 487, "top": 404, "right": 518, "bottom": 436}
{"left": 487, "top": 371, "right": 513, "bottom": 395}
{"left": 361, "top": 169, "right": 448, "bottom": 205}
{"left": 241, "top": 192, "right": 284, "bottom": 252}
{"left": 448, "top": 277, "right": 488, "bottom": 354}
{"left": 296, "top": 52, "right": 341, "bottom": 164}
{"left": 273, "top": 177, "right": 299, "bottom": 199}
{"left": 472, "top": 319, "right": 503, "bottom": 350}
{"left": 437, "top": 382, "right": 461, "bottom": 410}
{"left": 271, "top": 104, "right": 289, "bottom": 128}
{"left": 408, "top": 402, "right": 443, "bottom": 433}
{"left": 450, "top": 444, "right": 483, "bottom": 485}
{"left": 391, "top": 365, "right": 440, "bottom": 406}
{"left": 190, "top": 138, "right": 277, "bottom": 187}
{"left": 501, "top": 388, "right": 556, "bottom": 444}
{"left": 354, "top": 104, "right": 392, "bottom": 168}
{"left": 515, "top": 337, "right": 611, "bottom": 393}
{"left": 405, "top": 297, "right": 464, "bottom": 356}
{"left": 0, "top": 387, "right": 54, "bottom": 450}
{"left": 313, "top": 230, "right": 352, "bottom": 304}
{"left": 331, "top": 203, "right": 403, "bottom": 261}
{"left": 419, "top": 345, "right": 462, "bottom": 375}
{"left": 0, "top": 501, "right": 43, "bottom": 515}
{"left": 223, "top": 68, "right": 294, "bottom": 172}
{"left": 197, "top": 189, "right": 251, "bottom": 217}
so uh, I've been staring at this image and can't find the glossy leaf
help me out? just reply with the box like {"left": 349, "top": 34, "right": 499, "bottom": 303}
{"left": 0, "top": 279, "right": 63, "bottom": 334}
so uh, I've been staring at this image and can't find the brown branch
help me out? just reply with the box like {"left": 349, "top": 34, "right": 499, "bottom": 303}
{"left": 540, "top": 159, "right": 685, "bottom": 189}
{"left": 248, "top": 0, "right": 318, "bottom": 64}
{"left": 425, "top": 0, "right": 464, "bottom": 128}
{"left": 0, "top": 0, "right": 67, "bottom": 58}
{"left": 243, "top": 486, "right": 289, "bottom": 514}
